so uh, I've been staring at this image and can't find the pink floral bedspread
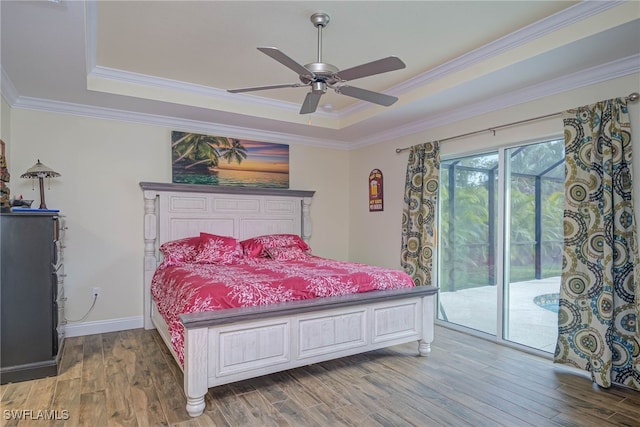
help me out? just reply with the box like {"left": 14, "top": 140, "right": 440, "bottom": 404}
{"left": 151, "top": 256, "right": 415, "bottom": 365}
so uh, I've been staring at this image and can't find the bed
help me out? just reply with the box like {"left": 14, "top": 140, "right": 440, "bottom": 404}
{"left": 140, "top": 182, "right": 437, "bottom": 417}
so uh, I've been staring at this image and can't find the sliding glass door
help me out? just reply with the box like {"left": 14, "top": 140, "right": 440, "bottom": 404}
{"left": 438, "top": 152, "right": 499, "bottom": 335}
{"left": 437, "top": 139, "right": 564, "bottom": 352}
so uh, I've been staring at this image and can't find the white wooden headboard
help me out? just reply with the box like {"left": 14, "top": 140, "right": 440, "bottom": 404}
{"left": 139, "top": 182, "right": 315, "bottom": 329}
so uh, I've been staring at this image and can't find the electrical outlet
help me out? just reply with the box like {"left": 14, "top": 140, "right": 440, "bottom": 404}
{"left": 92, "top": 287, "right": 100, "bottom": 298}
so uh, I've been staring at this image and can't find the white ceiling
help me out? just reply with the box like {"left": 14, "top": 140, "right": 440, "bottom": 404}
{"left": 1, "top": 1, "right": 639, "bottom": 149}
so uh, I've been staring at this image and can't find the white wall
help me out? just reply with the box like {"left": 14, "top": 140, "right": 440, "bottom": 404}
{"left": 348, "top": 74, "right": 640, "bottom": 271}
{"left": 7, "top": 109, "right": 350, "bottom": 330}
{"left": 290, "top": 144, "right": 350, "bottom": 260}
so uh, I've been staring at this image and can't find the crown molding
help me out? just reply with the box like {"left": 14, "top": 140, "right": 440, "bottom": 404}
{"left": 88, "top": 65, "right": 342, "bottom": 121}
{"left": 340, "top": 0, "right": 626, "bottom": 118}
{"left": 393, "top": 0, "right": 624, "bottom": 95}
{"left": 10, "top": 96, "right": 349, "bottom": 150}
{"left": 89, "top": 66, "right": 310, "bottom": 117}
{"left": 349, "top": 54, "right": 640, "bottom": 149}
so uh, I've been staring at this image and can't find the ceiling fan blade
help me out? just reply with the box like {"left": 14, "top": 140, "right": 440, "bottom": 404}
{"left": 257, "top": 47, "right": 314, "bottom": 78}
{"left": 337, "top": 85, "right": 398, "bottom": 106}
{"left": 300, "top": 92, "right": 322, "bottom": 114}
{"left": 335, "top": 56, "right": 406, "bottom": 82}
{"left": 228, "top": 83, "right": 305, "bottom": 93}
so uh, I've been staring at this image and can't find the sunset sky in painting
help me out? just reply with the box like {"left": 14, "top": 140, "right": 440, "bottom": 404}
{"left": 217, "top": 140, "right": 289, "bottom": 174}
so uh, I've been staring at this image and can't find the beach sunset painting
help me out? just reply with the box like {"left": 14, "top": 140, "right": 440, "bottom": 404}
{"left": 171, "top": 131, "right": 289, "bottom": 188}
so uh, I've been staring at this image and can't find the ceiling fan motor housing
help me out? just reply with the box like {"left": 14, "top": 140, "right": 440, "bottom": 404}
{"left": 300, "top": 62, "right": 340, "bottom": 85}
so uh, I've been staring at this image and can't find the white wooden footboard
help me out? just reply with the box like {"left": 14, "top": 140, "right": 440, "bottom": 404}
{"left": 180, "top": 286, "right": 437, "bottom": 417}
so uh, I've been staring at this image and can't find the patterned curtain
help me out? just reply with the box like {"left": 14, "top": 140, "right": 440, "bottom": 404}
{"left": 555, "top": 97, "right": 640, "bottom": 390}
{"left": 401, "top": 141, "right": 440, "bottom": 286}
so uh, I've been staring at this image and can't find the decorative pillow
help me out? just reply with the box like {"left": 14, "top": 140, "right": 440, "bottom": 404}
{"left": 241, "top": 234, "right": 311, "bottom": 258}
{"left": 194, "top": 232, "right": 243, "bottom": 264}
{"left": 265, "top": 245, "right": 309, "bottom": 261}
{"left": 159, "top": 236, "right": 200, "bottom": 265}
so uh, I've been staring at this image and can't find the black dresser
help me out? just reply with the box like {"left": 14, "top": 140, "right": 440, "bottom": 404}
{"left": 0, "top": 213, "right": 65, "bottom": 383}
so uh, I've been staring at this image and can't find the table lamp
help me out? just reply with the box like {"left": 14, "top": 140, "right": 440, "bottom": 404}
{"left": 20, "top": 160, "right": 61, "bottom": 209}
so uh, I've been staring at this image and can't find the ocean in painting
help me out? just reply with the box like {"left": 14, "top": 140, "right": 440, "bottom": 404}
{"left": 173, "top": 168, "right": 289, "bottom": 188}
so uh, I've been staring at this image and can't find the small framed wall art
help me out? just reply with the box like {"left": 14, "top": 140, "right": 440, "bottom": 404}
{"left": 368, "top": 169, "right": 383, "bottom": 212}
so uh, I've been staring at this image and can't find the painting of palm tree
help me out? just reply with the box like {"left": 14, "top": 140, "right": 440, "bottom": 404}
{"left": 171, "top": 131, "right": 289, "bottom": 188}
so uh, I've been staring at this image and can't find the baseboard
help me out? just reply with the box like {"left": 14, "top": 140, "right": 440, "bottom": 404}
{"left": 64, "top": 316, "right": 144, "bottom": 337}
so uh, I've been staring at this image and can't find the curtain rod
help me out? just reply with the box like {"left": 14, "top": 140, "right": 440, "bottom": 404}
{"left": 395, "top": 92, "right": 640, "bottom": 154}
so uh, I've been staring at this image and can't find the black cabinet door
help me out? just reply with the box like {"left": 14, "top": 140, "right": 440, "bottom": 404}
{"left": 1, "top": 214, "right": 56, "bottom": 366}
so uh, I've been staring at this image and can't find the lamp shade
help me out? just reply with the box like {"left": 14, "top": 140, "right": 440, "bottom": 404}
{"left": 20, "top": 160, "right": 61, "bottom": 179}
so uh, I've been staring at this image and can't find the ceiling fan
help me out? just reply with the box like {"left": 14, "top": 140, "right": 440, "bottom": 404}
{"left": 227, "top": 12, "right": 406, "bottom": 114}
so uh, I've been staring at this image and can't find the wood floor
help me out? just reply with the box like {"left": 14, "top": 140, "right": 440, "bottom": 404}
{"left": 2, "top": 326, "right": 639, "bottom": 427}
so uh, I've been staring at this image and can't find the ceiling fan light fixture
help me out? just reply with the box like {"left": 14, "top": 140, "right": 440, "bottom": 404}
{"left": 311, "top": 81, "right": 327, "bottom": 94}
